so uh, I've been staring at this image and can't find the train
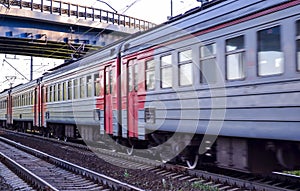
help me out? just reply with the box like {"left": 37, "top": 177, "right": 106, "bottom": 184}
{"left": 1, "top": 0, "right": 300, "bottom": 173}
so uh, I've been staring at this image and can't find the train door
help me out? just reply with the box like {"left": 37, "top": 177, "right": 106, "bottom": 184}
{"left": 127, "top": 59, "right": 139, "bottom": 138}
{"left": 104, "top": 66, "right": 114, "bottom": 135}
{"left": 33, "top": 84, "right": 44, "bottom": 129}
{"left": 34, "top": 86, "right": 39, "bottom": 128}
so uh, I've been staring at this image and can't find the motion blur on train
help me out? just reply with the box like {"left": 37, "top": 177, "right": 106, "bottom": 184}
{"left": 1, "top": 0, "right": 300, "bottom": 173}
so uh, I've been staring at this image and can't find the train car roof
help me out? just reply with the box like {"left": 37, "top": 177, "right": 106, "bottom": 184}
{"left": 43, "top": 0, "right": 227, "bottom": 75}
{"left": 122, "top": 0, "right": 290, "bottom": 55}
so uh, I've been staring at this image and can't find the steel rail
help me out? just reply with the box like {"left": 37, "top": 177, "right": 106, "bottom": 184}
{"left": 0, "top": 136, "right": 145, "bottom": 191}
{"left": 0, "top": 151, "right": 59, "bottom": 191}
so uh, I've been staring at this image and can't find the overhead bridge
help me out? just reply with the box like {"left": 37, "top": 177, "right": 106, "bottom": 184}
{"left": 0, "top": 0, "right": 156, "bottom": 59}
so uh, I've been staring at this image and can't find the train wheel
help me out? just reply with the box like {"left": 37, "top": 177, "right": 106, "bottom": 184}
{"left": 186, "top": 155, "right": 199, "bottom": 169}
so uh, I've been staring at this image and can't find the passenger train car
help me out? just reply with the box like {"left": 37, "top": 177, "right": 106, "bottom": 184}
{"left": 1, "top": 0, "right": 300, "bottom": 173}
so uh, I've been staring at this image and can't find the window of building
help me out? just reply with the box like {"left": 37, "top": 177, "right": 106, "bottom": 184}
{"left": 257, "top": 26, "right": 284, "bottom": 76}
{"left": 226, "top": 35, "right": 245, "bottom": 80}
{"left": 200, "top": 43, "right": 217, "bottom": 84}
{"left": 297, "top": 20, "right": 300, "bottom": 70}
{"left": 160, "top": 55, "right": 172, "bottom": 88}
{"left": 178, "top": 49, "right": 192, "bottom": 86}
{"left": 145, "top": 59, "right": 155, "bottom": 90}
{"left": 94, "top": 73, "right": 100, "bottom": 96}
{"left": 87, "top": 75, "right": 92, "bottom": 97}
{"left": 74, "top": 79, "right": 78, "bottom": 99}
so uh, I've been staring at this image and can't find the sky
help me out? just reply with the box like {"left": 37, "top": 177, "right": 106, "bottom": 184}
{"left": 0, "top": 0, "right": 203, "bottom": 91}
{"left": 64, "top": 0, "right": 202, "bottom": 24}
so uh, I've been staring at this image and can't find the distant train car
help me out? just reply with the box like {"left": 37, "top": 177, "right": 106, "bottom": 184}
{"left": 9, "top": 81, "right": 37, "bottom": 132}
{"left": 40, "top": 41, "right": 125, "bottom": 142}
{"left": 0, "top": 90, "right": 9, "bottom": 128}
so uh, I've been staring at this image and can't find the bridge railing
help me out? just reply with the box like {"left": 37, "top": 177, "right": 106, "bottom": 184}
{"left": 0, "top": 0, "right": 156, "bottom": 31}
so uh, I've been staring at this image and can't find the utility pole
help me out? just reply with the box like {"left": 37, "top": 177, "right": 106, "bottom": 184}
{"left": 171, "top": 0, "right": 173, "bottom": 17}
{"left": 30, "top": 56, "right": 33, "bottom": 81}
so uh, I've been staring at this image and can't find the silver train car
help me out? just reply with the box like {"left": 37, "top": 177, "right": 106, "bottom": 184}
{"left": 0, "top": 0, "right": 300, "bottom": 173}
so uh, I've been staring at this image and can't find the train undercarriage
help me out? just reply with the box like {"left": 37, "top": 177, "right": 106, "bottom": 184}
{"left": 1, "top": 120, "right": 300, "bottom": 174}
{"left": 147, "top": 131, "right": 300, "bottom": 173}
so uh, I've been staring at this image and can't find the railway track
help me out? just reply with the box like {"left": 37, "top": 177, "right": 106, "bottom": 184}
{"left": 0, "top": 135, "right": 144, "bottom": 191}
{"left": 0, "top": 161, "right": 34, "bottom": 191}
{"left": 1, "top": 129, "right": 300, "bottom": 191}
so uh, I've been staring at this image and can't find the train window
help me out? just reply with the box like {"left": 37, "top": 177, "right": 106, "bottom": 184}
{"left": 110, "top": 67, "right": 116, "bottom": 95}
{"left": 63, "top": 82, "right": 67, "bottom": 101}
{"left": 31, "top": 91, "right": 34, "bottom": 105}
{"left": 53, "top": 84, "right": 57, "bottom": 102}
{"left": 86, "top": 75, "right": 92, "bottom": 97}
{"left": 80, "top": 77, "right": 85, "bottom": 98}
{"left": 67, "top": 81, "right": 72, "bottom": 100}
{"left": 57, "top": 84, "right": 61, "bottom": 101}
{"left": 94, "top": 73, "right": 100, "bottom": 97}
{"left": 105, "top": 71, "right": 109, "bottom": 94}
{"left": 24, "top": 94, "right": 27, "bottom": 106}
{"left": 160, "top": 55, "right": 172, "bottom": 88}
{"left": 45, "top": 87, "right": 48, "bottom": 102}
{"left": 105, "top": 69, "right": 114, "bottom": 95}
{"left": 178, "top": 50, "right": 192, "bottom": 86}
{"left": 297, "top": 40, "right": 300, "bottom": 71}
{"left": 25, "top": 94, "right": 27, "bottom": 106}
{"left": 28, "top": 92, "right": 30, "bottom": 105}
{"left": 226, "top": 36, "right": 245, "bottom": 80}
{"left": 200, "top": 43, "right": 217, "bottom": 84}
{"left": 24, "top": 94, "right": 26, "bottom": 106}
{"left": 74, "top": 79, "right": 78, "bottom": 99}
{"left": 21, "top": 94, "right": 24, "bottom": 106}
{"left": 128, "top": 65, "right": 133, "bottom": 91}
{"left": 297, "top": 20, "right": 300, "bottom": 70}
{"left": 257, "top": 26, "right": 284, "bottom": 76}
{"left": 23, "top": 94, "right": 25, "bottom": 106}
{"left": 28, "top": 93, "right": 30, "bottom": 105}
{"left": 145, "top": 59, "right": 155, "bottom": 90}
{"left": 49, "top": 86, "right": 52, "bottom": 102}
{"left": 134, "top": 64, "right": 139, "bottom": 91}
